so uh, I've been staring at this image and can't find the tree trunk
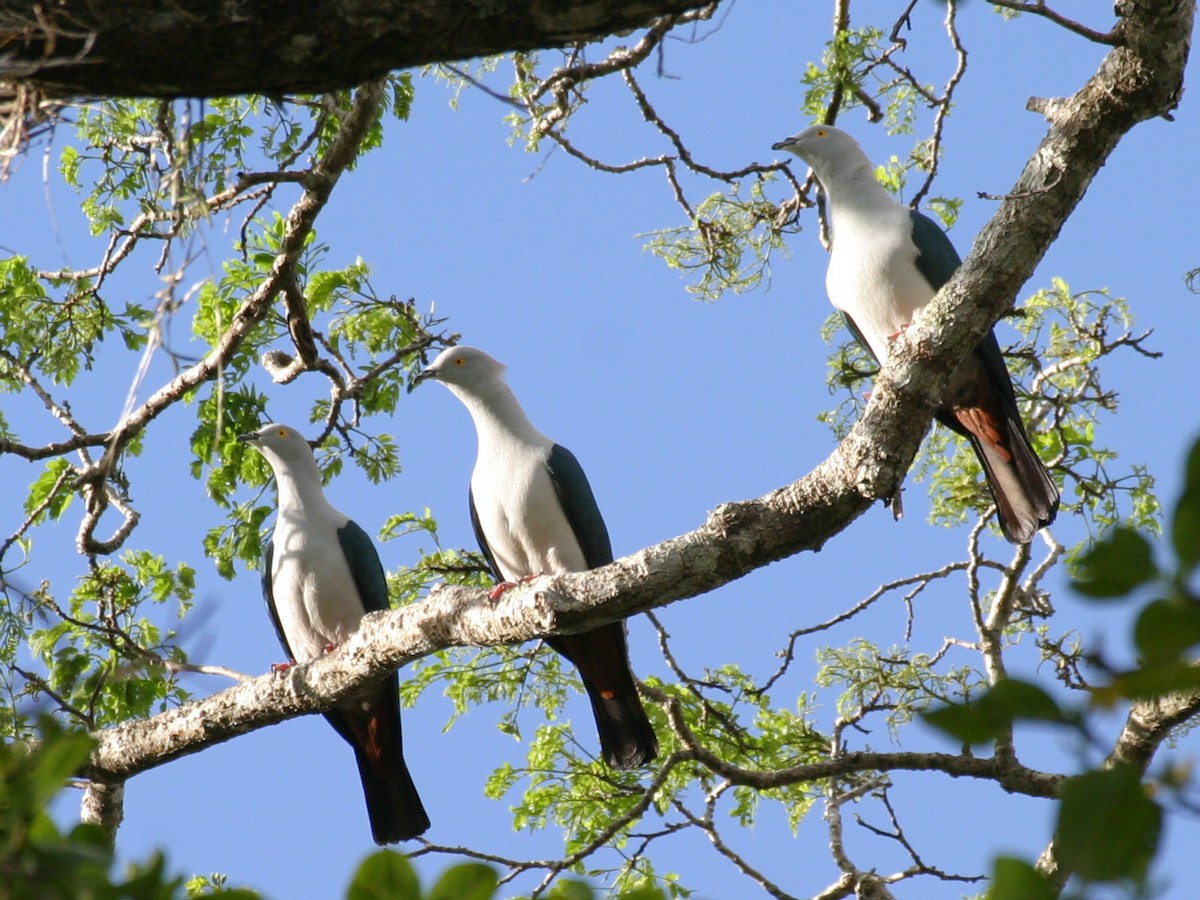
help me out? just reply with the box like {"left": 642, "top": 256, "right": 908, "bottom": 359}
{"left": 0, "top": 0, "right": 714, "bottom": 98}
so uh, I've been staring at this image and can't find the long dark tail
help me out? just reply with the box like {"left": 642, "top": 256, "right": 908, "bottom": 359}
{"left": 938, "top": 340, "right": 1059, "bottom": 544}
{"left": 328, "top": 675, "right": 430, "bottom": 844}
{"left": 965, "top": 416, "right": 1059, "bottom": 544}
{"left": 548, "top": 623, "right": 658, "bottom": 770}
{"left": 351, "top": 737, "right": 430, "bottom": 845}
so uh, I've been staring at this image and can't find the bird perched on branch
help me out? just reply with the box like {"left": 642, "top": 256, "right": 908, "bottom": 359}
{"left": 772, "top": 124, "right": 1058, "bottom": 543}
{"left": 414, "top": 346, "right": 658, "bottom": 769}
{"left": 239, "top": 423, "right": 430, "bottom": 843}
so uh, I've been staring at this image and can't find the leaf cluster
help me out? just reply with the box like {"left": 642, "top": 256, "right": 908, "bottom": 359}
{"left": 0, "top": 719, "right": 251, "bottom": 900}
{"left": 923, "top": 435, "right": 1200, "bottom": 895}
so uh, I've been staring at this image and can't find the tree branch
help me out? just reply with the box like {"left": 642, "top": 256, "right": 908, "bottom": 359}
{"left": 990, "top": 1, "right": 1122, "bottom": 46}
{"left": 0, "top": 1, "right": 718, "bottom": 99}
{"left": 79, "top": 779, "right": 124, "bottom": 840}
{"left": 1108, "top": 690, "right": 1200, "bottom": 773}
{"left": 86, "top": 553, "right": 1062, "bottom": 804}
{"left": 1035, "top": 688, "right": 1200, "bottom": 887}
{"left": 880, "top": 0, "right": 1191, "bottom": 417}
{"left": 66, "top": 79, "right": 388, "bottom": 555}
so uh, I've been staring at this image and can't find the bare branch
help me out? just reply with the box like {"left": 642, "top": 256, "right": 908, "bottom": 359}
{"left": 56, "top": 79, "right": 388, "bottom": 556}
{"left": 990, "top": 1, "right": 1122, "bottom": 46}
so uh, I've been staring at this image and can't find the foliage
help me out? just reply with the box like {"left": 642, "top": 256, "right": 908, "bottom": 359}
{"left": 345, "top": 851, "right": 665, "bottom": 900}
{"left": 820, "top": 278, "right": 1160, "bottom": 543}
{"left": 0, "top": 722, "right": 659, "bottom": 900}
{"left": 924, "top": 435, "right": 1200, "bottom": 895}
{"left": 0, "top": 74, "right": 455, "bottom": 739}
{"left": 0, "top": 719, "right": 254, "bottom": 900}
{"left": 641, "top": 178, "right": 789, "bottom": 302}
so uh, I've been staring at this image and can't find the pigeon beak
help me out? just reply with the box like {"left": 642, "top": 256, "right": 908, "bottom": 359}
{"left": 236, "top": 432, "right": 259, "bottom": 444}
{"left": 407, "top": 367, "right": 437, "bottom": 393}
{"left": 771, "top": 139, "right": 794, "bottom": 151}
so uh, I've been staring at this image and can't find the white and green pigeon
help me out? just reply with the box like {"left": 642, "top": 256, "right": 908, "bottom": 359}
{"left": 772, "top": 124, "right": 1059, "bottom": 543}
{"left": 414, "top": 346, "right": 658, "bottom": 769}
{"left": 239, "top": 423, "right": 430, "bottom": 843}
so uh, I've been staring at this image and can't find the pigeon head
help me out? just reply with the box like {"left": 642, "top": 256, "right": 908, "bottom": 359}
{"left": 772, "top": 124, "right": 873, "bottom": 185}
{"left": 237, "top": 423, "right": 317, "bottom": 471}
{"left": 413, "top": 345, "right": 508, "bottom": 393}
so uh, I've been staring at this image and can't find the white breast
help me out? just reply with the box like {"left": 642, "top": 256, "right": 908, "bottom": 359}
{"left": 270, "top": 511, "right": 366, "bottom": 662}
{"left": 826, "top": 194, "right": 934, "bottom": 363}
{"left": 471, "top": 438, "right": 587, "bottom": 581}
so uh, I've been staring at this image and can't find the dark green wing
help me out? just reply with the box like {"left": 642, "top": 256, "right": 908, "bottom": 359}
{"left": 260, "top": 539, "right": 293, "bottom": 659}
{"left": 337, "top": 519, "right": 391, "bottom": 614}
{"left": 841, "top": 311, "right": 877, "bottom": 364}
{"left": 909, "top": 209, "right": 961, "bottom": 292}
{"left": 546, "top": 444, "right": 614, "bottom": 570}
{"left": 469, "top": 486, "right": 505, "bottom": 583}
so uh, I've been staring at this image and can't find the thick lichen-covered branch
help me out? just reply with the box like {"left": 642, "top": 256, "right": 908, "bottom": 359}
{"left": 0, "top": 1, "right": 719, "bottom": 99}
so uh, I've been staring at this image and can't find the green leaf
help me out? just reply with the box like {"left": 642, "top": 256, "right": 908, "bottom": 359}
{"left": 389, "top": 73, "right": 415, "bottom": 121}
{"left": 544, "top": 879, "right": 595, "bottom": 900}
{"left": 428, "top": 863, "right": 499, "bottom": 900}
{"left": 615, "top": 889, "right": 669, "bottom": 900}
{"left": 923, "top": 701, "right": 995, "bottom": 745}
{"left": 1133, "top": 597, "right": 1200, "bottom": 665}
{"left": 1072, "top": 527, "right": 1158, "bottom": 599}
{"left": 1171, "top": 491, "right": 1200, "bottom": 573}
{"left": 346, "top": 850, "right": 421, "bottom": 900}
{"left": 987, "top": 678, "right": 1066, "bottom": 722}
{"left": 29, "top": 727, "right": 96, "bottom": 806}
{"left": 0, "top": 720, "right": 191, "bottom": 897}
{"left": 1171, "top": 438, "right": 1200, "bottom": 573}
{"left": 23, "top": 458, "right": 75, "bottom": 521}
{"left": 987, "top": 856, "right": 1058, "bottom": 900}
{"left": 1098, "top": 660, "right": 1200, "bottom": 704}
{"left": 923, "top": 679, "right": 1069, "bottom": 746}
{"left": 1055, "top": 766, "right": 1160, "bottom": 883}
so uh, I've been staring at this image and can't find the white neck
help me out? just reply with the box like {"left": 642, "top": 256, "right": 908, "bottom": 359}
{"left": 817, "top": 156, "right": 900, "bottom": 234}
{"left": 448, "top": 378, "right": 549, "bottom": 449}
{"left": 271, "top": 454, "right": 340, "bottom": 521}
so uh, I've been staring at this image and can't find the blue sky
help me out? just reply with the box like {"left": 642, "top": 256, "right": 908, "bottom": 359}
{"left": 3, "top": 2, "right": 1199, "bottom": 897}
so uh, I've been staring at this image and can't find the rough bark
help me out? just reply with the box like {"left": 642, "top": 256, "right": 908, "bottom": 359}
{"left": 86, "top": 566, "right": 1068, "bottom": 801}
{"left": 0, "top": 0, "right": 714, "bottom": 99}
{"left": 79, "top": 779, "right": 124, "bottom": 840}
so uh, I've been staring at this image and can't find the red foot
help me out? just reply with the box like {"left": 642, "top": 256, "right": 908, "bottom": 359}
{"left": 488, "top": 581, "right": 517, "bottom": 600}
{"left": 322, "top": 642, "right": 337, "bottom": 654}
{"left": 888, "top": 323, "right": 911, "bottom": 342}
{"left": 270, "top": 660, "right": 295, "bottom": 673}
{"left": 487, "top": 574, "right": 540, "bottom": 601}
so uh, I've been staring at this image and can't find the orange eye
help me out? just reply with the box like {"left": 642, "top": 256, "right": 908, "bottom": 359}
{"left": 276, "top": 427, "right": 288, "bottom": 438}
{"left": 454, "top": 357, "right": 465, "bottom": 367}
{"left": 817, "top": 128, "right": 828, "bottom": 137}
